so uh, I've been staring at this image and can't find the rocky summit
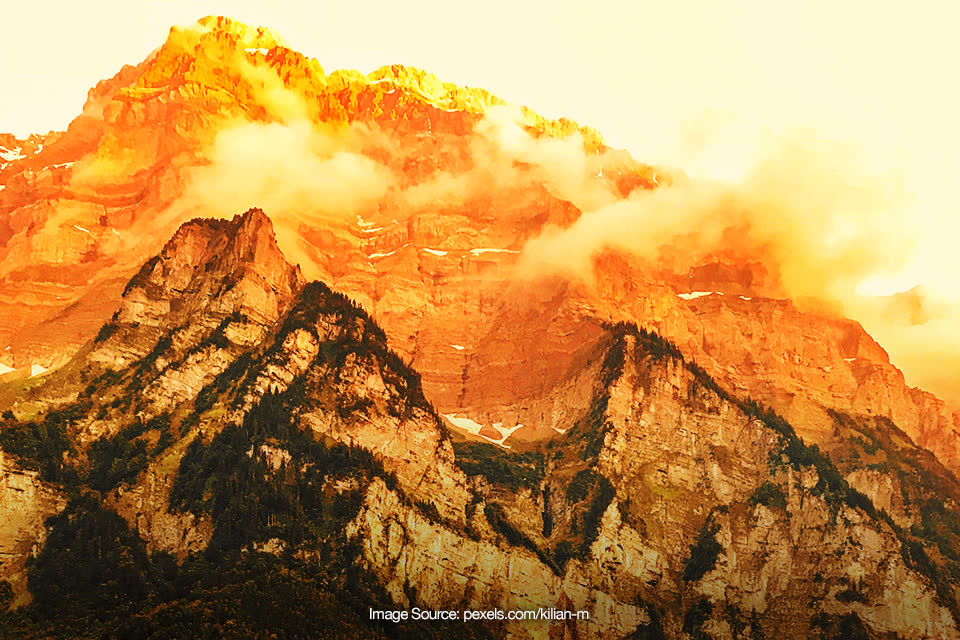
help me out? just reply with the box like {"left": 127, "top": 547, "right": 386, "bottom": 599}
{"left": 2, "top": 15, "right": 960, "bottom": 640}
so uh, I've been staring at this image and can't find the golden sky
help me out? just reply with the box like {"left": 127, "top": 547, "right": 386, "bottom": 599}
{"left": 3, "top": 0, "right": 960, "bottom": 397}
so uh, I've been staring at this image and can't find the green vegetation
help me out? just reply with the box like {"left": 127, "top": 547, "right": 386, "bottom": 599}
{"left": 836, "top": 586, "right": 868, "bottom": 604}
{"left": 3, "top": 369, "right": 497, "bottom": 639}
{"left": 740, "top": 399, "right": 881, "bottom": 520}
{"left": 269, "top": 281, "right": 435, "bottom": 421}
{"left": 626, "top": 605, "right": 667, "bottom": 640}
{"left": 682, "top": 518, "right": 723, "bottom": 582}
{"left": 810, "top": 612, "right": 870, "bottom": 640}
{"left": 0, "top": 405, "right": 84, "bottom": 484}
{"left": 171, "top": 388, "right": 398, "bottom": 555}
{"left": 566, "top": 468, "right": 598, "bottom": 502}
{"left": 827, "top": 410, "right": 960, "bottom": 617}
{"left": 93, "top": 321, "right": 118, "bottom": 344}
{"left": 197, "top": 310, "right": 248, "bottom": 352}
{"left": 82, "top": 368, "right": 124, "bottom": 397}
{"left": 544, "top": 469, "right": 617, "bottom": 570}
{"left": 103, "top": 554, "right": 497, "bottom": 640}
{"left": 0, "top": 580, "right": 13, "bottom": 613}
{"left": 748, "top": 481, "right": 787, "bottom": 511}
{"left": 541, "top": 486, "right": 553, "bottom": 536}
{"left": 135, "top": 335, "right": 173, "bottom": 377}
{"left": 121, "top": 255, "right": 161, "bottom": 296}
{"left": 552, "top": 540, "right": 578, "bottom": 570}
{"left": 193, "top": 352, "right": 254, "bottom": 415}
{"left": 87, "top": 413, "right": 173, "bottom": 492}
{"left": 723, "top": 604, "right": 766, "bottom": 640}
{"left": 682, "top": 598, "right": 713, "bottom": 640}
{"left": 687, "top": 361, "right": 734, "bottom": 404}
{"left": 483, "top": 503, "right": 534, "bottom": 550}
{"left": 26, "top": 494, "right": 153, "bottom": 618}
{"left": 453, "top": 441, "right": 545, "bottom": 491}
{"left": 7, "top": 503, "right": 496, "bottom": 640}
{"left": 574, "top": 470, "right": 615, "bottom": 554}
{"left": 569, "top": 394, "right": 612, "bottom": 462}
{"left": 482, "top": 502, "right": 561, "bottom": 575}
{"left": 635, "top": 325, "right": 684, "bottom": 363}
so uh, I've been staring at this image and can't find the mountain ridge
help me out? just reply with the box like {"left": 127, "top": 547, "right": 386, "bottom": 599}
{"left": 2, "top": 17, "right": 960, "bottom": 637}
{"left": 2, "top": 209, "right": 960, "bottom": 639}
{"left": 0, "top": 15, "right": 956, "bottom": 482}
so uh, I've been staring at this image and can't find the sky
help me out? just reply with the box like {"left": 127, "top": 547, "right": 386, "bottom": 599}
{"left": 2, "top": 0, "right": 960, "bottom": 395}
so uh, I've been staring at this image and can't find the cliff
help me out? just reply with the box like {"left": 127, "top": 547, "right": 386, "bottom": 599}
{"left": 1, "top": 213, "right": 958, "bottom": 638}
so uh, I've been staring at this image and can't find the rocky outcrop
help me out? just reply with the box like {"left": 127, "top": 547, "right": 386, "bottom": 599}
{"left": 347, "top": 327, "right": 960, "bottom": 639}
{"left": 347, "top": 476, "right": 649, "bottom": 640}
{"left": 110, "top": 435, "right": 214, "bottom": 557}
{"left": 0, "top": 14, "right": 639, "bottom": 382}
{"left": 0, "top": 450, "right": 66, "bottom": 606}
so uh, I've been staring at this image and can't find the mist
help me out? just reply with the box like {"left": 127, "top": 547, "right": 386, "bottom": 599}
{"left": 157, "top": 52, "right": 953, "bottom": 406}
{"left": 518, "top": 134, "right": 913, "bottom": 305}
{"left": 401, "top": 105, "right": 617, "bottom": 214}
{"left": 168, "top": 118, "right": 393, "bottom": 280}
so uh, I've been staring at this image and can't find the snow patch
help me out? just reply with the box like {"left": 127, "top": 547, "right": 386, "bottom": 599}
{"left": 739, "top": 296, "right": 752, "bottom": 300}
{"left": 30, "top": 364, "right": 48, "bottom": 377}
{"left": 369, "top": 250, "right": 396, "bottom": 259}
{"left": 422, "top": 248, "right": 447, "bottom": 256}
{"left": 361, "top": 227, "right": 383, "bottom": 234}
{"left": 245, "top": 47, "right": 271, "bottom": 55}
{"left": 0, "top": 147, "right": 25, "bottom": 161}
{"left": 356, "top": 215, "right": 376, "bottom": 228}
{"left": 73, "top": 224, "right": 90, "bottom": 235}
{"left": 450, "top": 344, "right": 465, "bottom": 351}
{"left": 0, "top": 362, "right": 14, "bottom": 375}
{"left": 844, "top": 357, "right": 857, "bottom": 362}
{"left": 488, "top": 423, "right": 524, "bottom": 447}
{"left": 678, "top": 291, "right": 720, "bottom": 300}
{"left": 470, "top": 248, "right": 519, "bottom": 256}
{"left": 0, "top": 185, "right": 5, "bottom": 192}
{"left": 442, "top": 413, "right": 524, "bottom": 448}
{"left": 443, "top": 414, "right": 484, "bottom": 436}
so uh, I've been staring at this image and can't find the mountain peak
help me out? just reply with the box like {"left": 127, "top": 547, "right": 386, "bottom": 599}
{"left": 150, "top": 207, "right": 302, "bottom": 302}
{"left": 90, "top": 208, "right": 303, "bottom": 371}
{"left": 179, "top": 15, "right": 288, "bottom": 51}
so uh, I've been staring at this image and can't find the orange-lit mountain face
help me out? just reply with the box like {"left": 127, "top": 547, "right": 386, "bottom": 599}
{"left": 6, "top": 19, "right": 960, "bottom": 636}
{"left": 0, "top": 14, "right": 958, "bottom": 480}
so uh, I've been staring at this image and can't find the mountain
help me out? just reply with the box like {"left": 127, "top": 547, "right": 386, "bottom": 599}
{"left": 2, "top": 14, "right": 960, "bottom": 640}
{"left": 0, "top": 209, "right": 957, "bottom": 639}
{"left": 0, "top": 16, "right": 955, "bottom": 481}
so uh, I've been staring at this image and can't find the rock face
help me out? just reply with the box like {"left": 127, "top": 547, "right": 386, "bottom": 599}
{"left": 90, "top": 207, "right": 303, "bottom": 369}
{"left": 1, "top": 210, "right": 959, "bottom": 638}
{"left": 348, "top": 326, "right": 960, "bottom": 639}
{"left": 0, "top": 450, "right": 65, "bottom": 606}
{"left": 5, "top": 15, "right": 954, "bottom": 491}
{"left": 0, "top": 15, "right": 623, "bottom": 377}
